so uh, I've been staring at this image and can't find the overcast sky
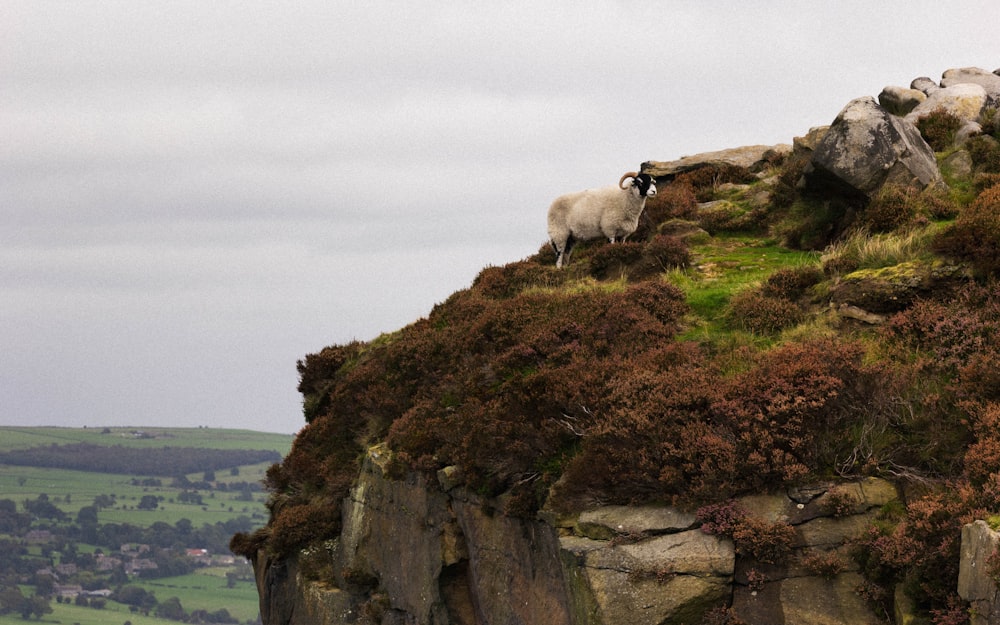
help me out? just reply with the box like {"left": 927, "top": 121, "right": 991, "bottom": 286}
{"left": 2, "top": 2, "right": 998, "bottom": 434}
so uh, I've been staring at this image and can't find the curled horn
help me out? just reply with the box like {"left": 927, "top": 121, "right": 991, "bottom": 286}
{"left": 618, "top": 171, "right": 638, "bottom": 189}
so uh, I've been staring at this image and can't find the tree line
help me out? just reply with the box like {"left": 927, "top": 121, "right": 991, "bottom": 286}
{"left": 0, "top": 443, "right": 280, "bottom": 476}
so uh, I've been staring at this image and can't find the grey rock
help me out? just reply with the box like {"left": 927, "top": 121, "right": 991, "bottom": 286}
{"left": 905, "top": 83, "right": 989, "bottom": 125}
{"left": 959, "top": 520, "right": 1000, "bottom": 625}
{"left": 804, "top": 96, "right": 942, "bottom": 197}
{"left": 911, "top": 76, "right": 940, "bottom": 95}
{"left": 576, "top": 504, "right": 697, "bottom": 540}
{"left": 879, "top": 85, "right": 927, "bottom": 116}
{"left": 941, "top": 66, "right": 1000, "bottom": 107}
{"left": 641, "top": 144, "right": 792, "bottom": 179}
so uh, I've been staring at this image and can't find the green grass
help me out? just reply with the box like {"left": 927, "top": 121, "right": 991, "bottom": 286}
{"left": 0, "top": 463, "right": 272, "bottom": 526}
{"left": 667, "top": 234, "right": 820, "bottom": 322}
{"left": 130, "top": 569, "right": 260, "bottom": 622}
{"left": 0, "top": 426, "right": 293, "bottom": 453}
{"left": 0, "top": 571, "right": 259, "bottom": 624}
{"left": 0, "top": 602, "right": 166, "bottom": 625}
{"left": 0, "top": 427, "right": 291, "bottom": 525}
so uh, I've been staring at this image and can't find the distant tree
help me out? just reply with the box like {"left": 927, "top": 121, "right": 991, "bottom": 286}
{"left": 93, "top": 494, "right": 115, "bottom": 509}
{"left": 156, "top": 596, "right": 185, "bottom": 621}
{"left": 76, "top": 505, "right": 99, "bottom": 525}
{"left": 230, "top": 467, "right": 240, "bottom": 476}
{"left": 203, "top": 469, "right": 216, "bottom": 482}
{"left": 137, "top": 495, "right": 159, "bottom": 511}
{"left": 0, "top": 586, "right": 25, "bottom": 614}
{"left": 75, "top": 594, "right": 89, "bottom": 606}
{"left": 23, "top": 594, "right": 52, "bottom": 620}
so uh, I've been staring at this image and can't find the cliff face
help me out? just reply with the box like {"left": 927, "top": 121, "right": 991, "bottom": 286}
{"left": 245, "top": 65, "right": 1000, "bottom": 625}
{"left": 255, "top": 444, "right": 903, "bottom": 625}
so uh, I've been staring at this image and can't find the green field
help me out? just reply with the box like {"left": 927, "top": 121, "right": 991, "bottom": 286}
{"left": 0, "top": 426, "right": 293, "bottom": 526}
{"left": 0, "top": 426, "right": 291, "bottom": 623}
{"left": 0, "top": 426, "right": 293, "bottom": 453}
{"left": 0, "top": 463, "right": 275, "bottom": 526}
{"left": 0, "top": 572, "right": 259, "bottom": 625}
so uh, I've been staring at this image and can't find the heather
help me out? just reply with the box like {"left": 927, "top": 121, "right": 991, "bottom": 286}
{"left": 235, "top": 142, "right": 1000, "bottom": 620}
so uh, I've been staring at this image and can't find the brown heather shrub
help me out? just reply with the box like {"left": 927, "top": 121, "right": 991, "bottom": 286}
{"left": 968, "top": 135, "right": 1000, "bottom": 173}
{"left": 760, "top": 265, "right": 824, "bottom": 299}
{"left": 473, "top": 260, "right": 564, "bottom": 298}
{"left": 862, "top": 184, "right": 917, "bottom": 233}
{"left": 696, "top": 201, "right": 759, "bottom": 234}
{"left": 917, "top": 186, "right": 960, "bottom": 221}
{"left": 676, "top": 164, "right": 756, "bottom": 202}
{"left": 964, "top": 403, "right": 1000, "bottom": 486}
{"left": 726, "top": 289, "right": 803, "bottom": 334}
{"left": 699, "top": 607, "right": 749, "bottom": 625}
{"left": 644, "top": 181, "right": 698, "bottom": 222}
{"left": 975, "top": 174, "right": 1000, "bottom": 194}
{"left": 801, "top": 549, "right": 848, "bottom": 579}
{"left": 853, "top": 485, "right": 984, "bottom": 617}
{"left": 935, "top": 184, "right": 1000, "bottom": 276}
{"left": 697, "top": 501, "right": 796, "bottom": 564}
{"left": 915, "top": 107, "right": 963, "bottom": 152}
{"left": 588, "top": 241, "right": 645, "bottom": 278}
{"left": 640, "top": 234, "right": 691, "bottom": 273}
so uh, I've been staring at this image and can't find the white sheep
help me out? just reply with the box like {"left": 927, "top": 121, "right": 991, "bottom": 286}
{"left": 547, "top": 171, "right": 657, "bottom": 268}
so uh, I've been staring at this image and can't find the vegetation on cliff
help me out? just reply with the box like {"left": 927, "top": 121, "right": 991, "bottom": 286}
{"left": 233, "top": 106, "right": 1000, "bottom": 622}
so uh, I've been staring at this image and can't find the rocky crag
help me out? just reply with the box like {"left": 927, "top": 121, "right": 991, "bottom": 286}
{"left": 247, "top": 66, "right": 1000, "bottom": 625}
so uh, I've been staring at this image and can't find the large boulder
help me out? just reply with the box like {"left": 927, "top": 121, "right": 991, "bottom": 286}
{"left": 911, "top": 76, "right": 941, "bottom": 96}
{"left": 561, "top": 531, "right": 734, "bottom": 625}
{"left": 641, "top": 144, "right": 792, "bottom": 179}
{"left": 879, "top": 85, "right": 927, "bottom": 116}
{"left": 959, "top": 520, "right": 1000, "bottom": 625}
{"left": 905, "top": 82, "right": 989, "bottom": 125}
{"left": 941, "top": 66, "right": 1000, "bottom": 107}
{"left": 829, "top": 260, "right": 967, "bottom": 314}
{"left": 803, "top": 96, "right": 943, "bottom": 197}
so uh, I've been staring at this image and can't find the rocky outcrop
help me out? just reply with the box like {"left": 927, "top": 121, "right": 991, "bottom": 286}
{"left": 829, "top": 259, "right": 968, "bottom": 314}
{"left": 802, "top": 96, "right": 943, "bottom": 198}
{"left": 960, "top": 520, "right": 1000, "bottom": 625}
{"left": 641, "top": 144, "right": 792, "bottom": 180}
{"left": 879, "top": 86, "right": 926, "bottom": 116}
{"left": 254, "top": 445, "right": 899, "bottom": 625}
{"left": 941, "top": 67, "right": 1000, "bottom": 107}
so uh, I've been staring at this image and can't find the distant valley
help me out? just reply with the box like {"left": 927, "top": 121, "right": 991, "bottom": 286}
{"left": 0, "top": 426, "right": 292, "bottom": 625}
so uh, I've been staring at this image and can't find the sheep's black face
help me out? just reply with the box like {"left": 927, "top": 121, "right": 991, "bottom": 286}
{"left": 634, "top": 173, "right": 656, "bottom": 197}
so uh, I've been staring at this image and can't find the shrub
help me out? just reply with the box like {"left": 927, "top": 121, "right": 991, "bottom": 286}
{"left": 699, "top": 607, "right": 749, "bottom": 625}
{"left": 726, "top": 289, "right": 802, "bottom": 334}
{"left": 761, "top": 265, "right": 824, "bottom": 299}
{"left": 801, "top": 549, "right": 848, "bottom": 578}
{"left": 917, "top": 186, "right": 960, "bottom": 220}
{"left": 473, "top": 260, "right": 564, "bottom": 298}
{"left": 915, "top": 107, "right": 963, "bottom": 152}
{"left": 644, "top": 181, "right": 698, "bottom": 222}
{"left": 862, "top": 184, "right": 917, "bottom": 233}
{"left": 697, "top": 201, "right": 758, "bottom": 234}
{"left": 676, "top": 164, "right": 756, "bottom": 201}
{"left": 643, "top": 234, "right": 691, "bottom": 271}
{"left": 588, "top": 242, "right": 645, "bottom": 278}
{"left": 697, "top": 501, "right": 796, "bottom": 564}
{"left": 935, "top": 184, "right": 1000, "bottom": 276}
{"left": 968, "top": 135, "right": 1000, "bottom": 173}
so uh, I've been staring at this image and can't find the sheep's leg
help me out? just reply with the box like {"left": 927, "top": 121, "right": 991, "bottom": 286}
{"left": 554, "top": 235, "right": 576, "bottom": 268}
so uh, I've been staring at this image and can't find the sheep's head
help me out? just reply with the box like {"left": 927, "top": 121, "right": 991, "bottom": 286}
{"left": 619, "top": 172, "right": 657, "bottom": 198}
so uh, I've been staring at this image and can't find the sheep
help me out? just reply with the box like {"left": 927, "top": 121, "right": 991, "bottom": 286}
{"left": 547, "top": 171, "right": 657, "bottom": 268}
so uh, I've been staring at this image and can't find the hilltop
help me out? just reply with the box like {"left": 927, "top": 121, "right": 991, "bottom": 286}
{"left": 237, "top": 67, "right": 1000, "bottom": 625}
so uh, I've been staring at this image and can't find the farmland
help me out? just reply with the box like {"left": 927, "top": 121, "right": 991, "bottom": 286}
{"left": 0, "top": 426, "right": 293, "bottom": 624}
